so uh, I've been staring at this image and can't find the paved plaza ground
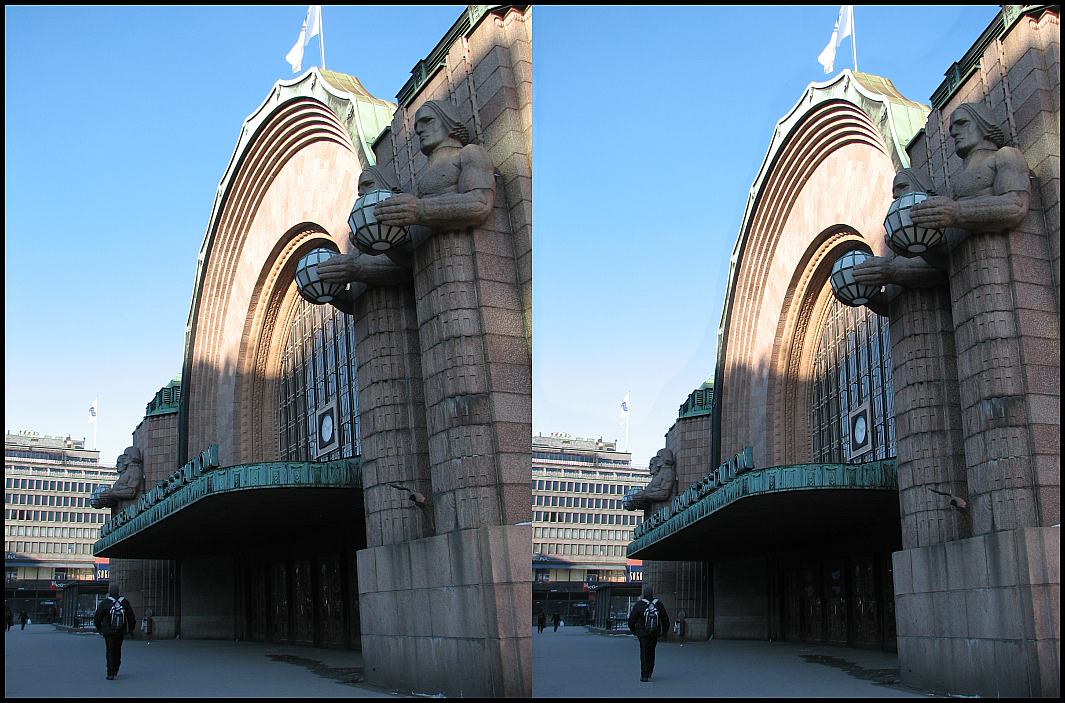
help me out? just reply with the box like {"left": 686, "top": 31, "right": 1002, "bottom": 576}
{"left": 533, "top": 625, "right": 938, "bottom": 698}
{"left": 4, "top": 625, "right": 400, "bottom": 698}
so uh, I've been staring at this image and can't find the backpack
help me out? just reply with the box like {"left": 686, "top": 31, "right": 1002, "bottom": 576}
{"left": 642, "top": 598, "right": 660, "bottom": 634}
{"left": 107, "top": 596, "right": 126, "bottom": 633}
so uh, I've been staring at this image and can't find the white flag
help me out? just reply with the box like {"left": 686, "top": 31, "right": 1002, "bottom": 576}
{"left": 817, "top": 5, "right": 854, "bottom": 74}
{"left": 88, "top": 399, "right": 98, "bottom": 424}
{"left": 285, "top": 5, "right": 322, "bottom": 73}
{"left": 618, "top": 393, "right": 630, "bottom": 421}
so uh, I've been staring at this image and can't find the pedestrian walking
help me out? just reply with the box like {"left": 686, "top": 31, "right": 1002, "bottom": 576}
{"left": 141, "top": 607, "right": 154, "bottom": 644}
{"left": 93, "top": 583, "right": 136, "bottom": 680}
{"left": 627, "top": 584, "right": 670, "bottom": 682}
{"left": 552, "top": 612, "right": 560, "bottom": 632}
{"left": 5, "top": 604, "right": 12, "bottom": 631}
{"left": 19, "top": 610, "right": 28, "bottom": 630}
{"left": 537, "top": 611, "right": 546, "bottom": 634}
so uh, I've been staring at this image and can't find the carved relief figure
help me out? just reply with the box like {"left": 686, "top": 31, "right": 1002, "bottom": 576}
{"left": 910, "top": 103, "right": 1030, "bottom": 236}
{"left": 91, "top": 447, "right": 144, "bottom": 509}
{"left": 852, "top": 168, "right": 947, "bottom": 312}
{"left": 628, "top": 448, "right": 677, "bottom": 510}
{"left": 317, "top": 164, "right": 412, "bottom": 303}
{"left": 374, "top": 99, "right": 496, "bottom": 234}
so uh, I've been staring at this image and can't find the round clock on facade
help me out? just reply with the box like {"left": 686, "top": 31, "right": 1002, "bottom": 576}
{"left": 853, "top": 414, "right": 868, "bottom": 446}
{"left": 320, "top": 413, "right": 335, "bottom": 444}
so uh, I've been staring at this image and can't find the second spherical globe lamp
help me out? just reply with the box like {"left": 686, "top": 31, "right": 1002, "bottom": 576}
{"left": 348, "top": 189, "right": 409, "bottom": 255}
{"left": 295, "top": 247, "right": 346, "bottom": 305}
{"left": 830, "top": 248, "right": 879, "bottom": 307}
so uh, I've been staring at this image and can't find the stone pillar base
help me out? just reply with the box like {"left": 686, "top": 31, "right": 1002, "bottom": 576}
{"left": 356, "top": 524, "right": 531, "bottom": 697}
{"left": 893, "top": 527, "right": 1059, "bottom": 697}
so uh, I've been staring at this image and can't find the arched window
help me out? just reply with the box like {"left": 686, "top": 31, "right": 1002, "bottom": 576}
{"left": 809, "top": 297, "right": 895, "bottom": 463}
{"left": 278, "top": 298, "right": 361, "bottom": 460}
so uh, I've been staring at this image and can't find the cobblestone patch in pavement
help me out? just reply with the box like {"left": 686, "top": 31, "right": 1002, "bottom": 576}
{"left": 800, "top": 654, "right": 902, "bottom": 687}
{"left": 266, "top": 654, "right": 365, "bottom": 686}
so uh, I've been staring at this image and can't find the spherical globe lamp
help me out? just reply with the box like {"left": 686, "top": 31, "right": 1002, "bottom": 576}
{"left": 830, "top": 248, "right": 879, "bottom": 307}
{"left": 295, "top": 247, "right": 345, "bottom": 305}
{"left": 884, "top": 191, "right": 944, "bottom": 257}
{"left": 348, "top": 189, "right": 409, "bottom": 255}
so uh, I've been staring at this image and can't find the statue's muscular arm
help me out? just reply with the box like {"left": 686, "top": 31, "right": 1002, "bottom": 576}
{"left": 911, "top": 147, "right": 1030, "bottom": 231}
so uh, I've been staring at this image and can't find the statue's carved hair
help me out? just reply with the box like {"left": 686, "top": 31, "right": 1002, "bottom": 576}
{"left": 954, "top": 103, "right": 1008, "bottom": 148}
{"left": 421, "top": 100, "right": 472, "bottom": 146}
{"left": 361, "top": 164, "right": 400, "bottom": 193}
{"left": 895, "top": 167, "right": 936, "bottom": 196}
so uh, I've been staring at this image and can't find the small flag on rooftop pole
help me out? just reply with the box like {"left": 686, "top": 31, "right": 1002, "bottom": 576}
{"left": 286, "top": 5, "right": 323, "bottom": 74}
{"left": 817, "top": 5, "right": 855, "bottom": 74}
{"left": 88, "top": 399, "right": 98, "bottom": 424}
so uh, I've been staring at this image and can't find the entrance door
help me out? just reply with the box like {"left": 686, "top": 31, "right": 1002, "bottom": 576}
{"left": 292, "top": 559, "right": 315, "bottom": 645}
{"left": 269, "top": 561, "right": 290, "bottom": 643}
{"left": 824, "top": 560, "right": 848, "bottom": 645}
{"left": 782, "top": 568, "right": 802, "bottom": 642}
{"left": 850, "top": 556, "right": 880, "bottom": 647}
{"left": 800, "top": 563, "right": 824, "bottom": 643}
{"left": 248, "top": 563, "right": 267, "bottom": 642}
{"left": 315, "top": 555, "right": 347, "bottom": 647}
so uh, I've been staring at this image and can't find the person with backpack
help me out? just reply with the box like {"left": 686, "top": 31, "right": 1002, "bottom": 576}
{"left": 93, "top": 583, "right": 136, "bottom": 680}
{"left": 627, "top": 584, "right": 670, "bottom": 682}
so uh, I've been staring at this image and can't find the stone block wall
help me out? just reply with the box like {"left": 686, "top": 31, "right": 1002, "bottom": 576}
{"left": 356, "top": 7, "right": 532, "bottom": 696}
{"left": 896, "top": 9, "right": 1060, "bottom": 696}
{"left": 357, "top": 525, "right": 529, "bottom": 697}
{"left": 894, "top": 527, "right": 1059, "bottom": 696}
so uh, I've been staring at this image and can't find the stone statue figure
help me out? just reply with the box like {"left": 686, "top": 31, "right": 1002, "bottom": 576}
{"left": 627, "top": 448, "right": 677, "bottom": 510}
{"left": 852, "top": 168, "right": 948, "bottom": 313}
{"left": 910, "top": 103, "right": 1030, "bottom": 236}
{"left": 318, "top": 100, "right": 496, "bottom": 298}
{"left": 317, "top": 164, "right": 412, "bottom": 307}
{"left": 374, "top": 99, "right": 496, "bottom": 235}
{"left": 91, "top": 447, "right": 144, "bottom": 509}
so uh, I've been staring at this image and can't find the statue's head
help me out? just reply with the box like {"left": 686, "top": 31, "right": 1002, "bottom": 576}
{"left": 655, "top": 448, "right": 675, "bottom": 469}
{"left": 647, "top": 455, "right": 661, "bottom": 475}
{"left": 357, "top": 165, "right": 400, "bottom": 196}
{"left": 414, "top": 100, "right": 471, "bottom": 155}
{"left": 949, "top": 103, "right": 1007, "bottom": 157}
{"left": 892, "top": 168, "right": 935, "bottom": 199}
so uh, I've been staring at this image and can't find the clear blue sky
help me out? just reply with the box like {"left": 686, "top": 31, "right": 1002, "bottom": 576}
{"left": 6, "top": 6, "right": 1002, "bottom": 471}
{"left": 532, "top": 6, "right": 1001, "bottom": 467}
{"left": 5, "top": 6, "right": 463, "bottom": 464}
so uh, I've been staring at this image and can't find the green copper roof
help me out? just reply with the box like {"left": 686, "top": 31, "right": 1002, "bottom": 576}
{"left": 145, "top": 375, "right": 181, "bottom": 418}
{"left": 678, "top": 379, "right": 714, "bottom": 419}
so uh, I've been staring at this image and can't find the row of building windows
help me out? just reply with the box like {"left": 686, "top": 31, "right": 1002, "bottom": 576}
{"left": 532, "top": 452, "right": 631, "bottom": 466}
{"left": 6, "top": 541, "right": 94, "bottom": 555}
{"left": 5, "top": 509, "right": 105, "bottom": 523}
{"left": 4, "top": 478, "right": 105, "bottom": 492}
{"left": 534, "top": 543, "right": 628, "bottom": 557}
{"left": 534, "top": 510, "right": 638, "bottom": 525}
{"left": 532, "top": 480, "right": 634, "bottom": 494}
{"left": 6, "top": 493, "right": 97, "bottom": 507}
{"left": 533, "top": 527, "right": 633, "bottom": 541}
{"left": 533, "top": 495, "right": 628, "bottom": 510}
{"left": 5, "top": 450, "right": 99, "bottom": 464}
{"left": 6, "top": 525, "right": 97, "bottom": 539}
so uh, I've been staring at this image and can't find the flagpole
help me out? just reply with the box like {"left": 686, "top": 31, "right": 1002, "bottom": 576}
{"left": 851, "top": 6, "right": 858, "bottom": 72}
{"left": 93, "top": 399, "right": 98, "bottom": 451}
{"left": 625, "top": 390, "right": 630, "bottom": 453}
{"left": 319, "top": 6, "right": 326, "bottom": 70}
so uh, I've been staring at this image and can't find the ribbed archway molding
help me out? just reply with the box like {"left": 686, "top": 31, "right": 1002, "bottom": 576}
{"left": 713, "top": 92, "right": 914, "bottom": 468}
{"left": 182, "top": 97, "right": 361, "bottom": 467}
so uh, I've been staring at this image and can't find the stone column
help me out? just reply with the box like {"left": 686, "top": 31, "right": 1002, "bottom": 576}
{"left": 354, "top": 284, "right": 432, "bottom": 546}
{"left": 888, "top": 286, "right": 970, "bottom": 546}
{"left": 947, "top": 230, "right": 1050, "bottom": 534}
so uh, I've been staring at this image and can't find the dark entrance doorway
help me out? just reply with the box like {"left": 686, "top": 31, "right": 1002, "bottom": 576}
{"left": 236, "top": 549, "right": 359, "bottom": 650}
{"left": 778, "top": 551, "right": 895, "bottom": 651}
